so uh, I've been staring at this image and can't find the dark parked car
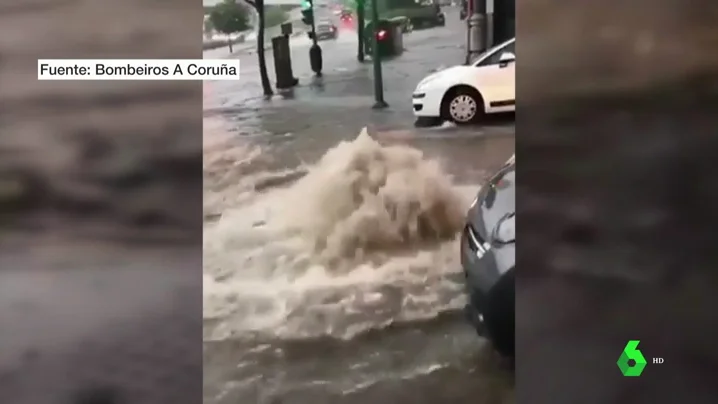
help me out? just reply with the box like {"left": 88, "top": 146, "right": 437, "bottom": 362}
{"left": 410, "top": 5, "right": 445, "bottom": 28}
{"left": 364, "top": 19, "right": 404, "bottom": 58}
{"left": 388, "top": 16, "right": 413, "bottom": 33}
{"left": 315, "top": 20, "right": 338, "bottom": 40}
{"left": 461, "top": 154, "right": 515, "bottom": 357}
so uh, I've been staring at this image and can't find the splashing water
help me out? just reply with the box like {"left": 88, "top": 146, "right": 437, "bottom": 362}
{"left": 203, "top": 128, "right": 476, "bottom": 341}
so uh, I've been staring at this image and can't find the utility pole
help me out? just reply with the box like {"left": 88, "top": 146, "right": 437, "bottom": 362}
{"left": 466, "top": 0, "right": 489, "bottom": 63}
{"left": 301, "top": 0, "right": 323, "bottom": 76}
{"left": 356, "top": 0, "right": 365, "bottom": 62}
{"left": 369, "top": 0, "right": 387, "bottom": 109}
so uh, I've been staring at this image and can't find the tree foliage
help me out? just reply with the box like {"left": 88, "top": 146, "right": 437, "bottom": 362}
{"left": 264, "top": 6, "right": 288, "bottom": 27}
{"left": 203, "top": 17, "right": 214, "bottom": 36}
{"left": 209, "top": 0, "right": 251, "bottom": 35}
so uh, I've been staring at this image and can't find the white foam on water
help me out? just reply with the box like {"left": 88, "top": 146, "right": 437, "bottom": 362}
{"left": 203, "top": 126, "right": 476, "bottom": 341}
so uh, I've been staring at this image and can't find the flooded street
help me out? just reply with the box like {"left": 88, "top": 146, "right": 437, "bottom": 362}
{"left": 203, "top": 9, "right": 515, "bottom": 403}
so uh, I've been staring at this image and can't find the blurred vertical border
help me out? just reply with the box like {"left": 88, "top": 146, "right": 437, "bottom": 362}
{"left": 0, "top": 0, "right": 203, "bottom": 403}
{"left": 515, "top": 0, "right": 718, "bottom": 403}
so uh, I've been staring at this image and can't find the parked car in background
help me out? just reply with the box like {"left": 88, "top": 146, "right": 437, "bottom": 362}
{"left": 461, "top": 154, "right": 515, "bottom": 358}
{"left": 363, "top": 19, "right": 404, "bottom": 58}
{"left": 339, "top": 9, "right": 353, "bottom": 21}
{"left": 407, "top": 4, "right": 445, "bottom": 28}
{"left": 412, "top": 37, "right": 515, "bottom": 126}
{"left": 388, "top": 16, "right": 413, "bottom": 33}
{"left": 314, "top": 20, "right": 338, "bottom": 40}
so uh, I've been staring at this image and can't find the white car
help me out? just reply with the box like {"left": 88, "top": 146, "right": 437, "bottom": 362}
{"left": 412, "top": 38, "right": 515, "bottom": 126}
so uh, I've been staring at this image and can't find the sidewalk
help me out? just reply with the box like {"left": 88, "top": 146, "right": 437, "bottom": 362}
{"left": 203, "top": 20, "right": 472, "bottom": 140}
{"left": 203, "top": 31, "right": 306, "bottom": 59}
{"left": 204, "top": 44, "right": 468, "bottom": 138}
{"left": 203, "top": 42, "right": 263, "bottom": 59}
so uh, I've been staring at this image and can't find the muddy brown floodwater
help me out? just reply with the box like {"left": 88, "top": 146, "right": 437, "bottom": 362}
{"left": 203, "top": 107, "right": 515, "bottom": 403}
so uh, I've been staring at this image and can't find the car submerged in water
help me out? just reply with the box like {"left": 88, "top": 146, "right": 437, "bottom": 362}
{"left": 461, "top": 154, "right": 515, "bottom": 357}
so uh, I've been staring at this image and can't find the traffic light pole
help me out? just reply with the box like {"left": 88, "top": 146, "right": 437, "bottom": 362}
{"left": 310, "top": 16, "right": 318, "bottom": 47}
{"left": 369, "top": 0, "right": 387, "bottom": 109}
{"left": 302, "top": 0, "right": 322, "bottom": 76}
{"left": 309, "top": 30, "right": 323, "bottom": 76}
{"left": 356, "top": 1, "right": 365, "bottom": 62}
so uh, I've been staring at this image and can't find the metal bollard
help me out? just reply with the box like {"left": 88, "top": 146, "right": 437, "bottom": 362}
{"left": 272, "top": 36, "right": 297, "bottom": 89}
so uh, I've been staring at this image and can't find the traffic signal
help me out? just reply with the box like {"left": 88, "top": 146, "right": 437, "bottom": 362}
{"left": 301, "top": 0, "right": 314, "bottom": 25}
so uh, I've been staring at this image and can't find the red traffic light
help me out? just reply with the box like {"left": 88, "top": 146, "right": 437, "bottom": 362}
{"left": 377, "top": 29, "right": 387, "bottom": 40}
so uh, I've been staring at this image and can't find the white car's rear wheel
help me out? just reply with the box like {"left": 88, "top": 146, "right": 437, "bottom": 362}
{"left": 441, "top": 86, "right": 484, "bottom": 124}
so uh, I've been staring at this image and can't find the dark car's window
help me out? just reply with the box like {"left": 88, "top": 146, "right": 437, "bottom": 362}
{"left": 483, "top": 163, "right": 515, "bottom": 209}
{"left": 475, "top": 42, "right": 515, "bottom": 67}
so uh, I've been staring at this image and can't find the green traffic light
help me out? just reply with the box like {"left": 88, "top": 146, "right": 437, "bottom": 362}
{"left": 301, "top": 0, "right": 311, "bottom": 10}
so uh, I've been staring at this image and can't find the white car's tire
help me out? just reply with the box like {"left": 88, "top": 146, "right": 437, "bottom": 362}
{"left": 441, "top": 86, "right": 484, "bottom": 125}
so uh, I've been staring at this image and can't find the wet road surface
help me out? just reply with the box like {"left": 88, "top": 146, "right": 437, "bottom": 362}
{"left": 203, "top": 8, "right": 515, "bottom": 404}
